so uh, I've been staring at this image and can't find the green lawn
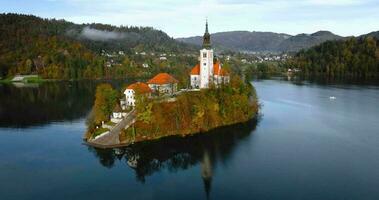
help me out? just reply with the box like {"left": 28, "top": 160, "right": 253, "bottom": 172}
{"left": 105, "top": 121, "right": 116, "bottom": 126}
{"left": 23, "top": 76, "right": 46, "bottom": 83}
{"left": 0, "top": 76, "right": 46, "bottom": 83}
{"left": 0, "top": 77, "right": 12, "bottom": 83}
{"left": 92, "top": 127, "right": 110, "bottom": 138}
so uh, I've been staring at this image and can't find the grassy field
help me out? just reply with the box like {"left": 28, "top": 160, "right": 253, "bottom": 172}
{"left": 0, "top": 75, "right": 48, "bottom": 83}
{"left": 105, "top": 121, "right": 116, "bottom": 126}
{"left": 0, "top": 77, "right": 12, "bottom": 83}
{"left": 92, "top": 128, "right": 110, "bottom": 138}
{"left": 23, "top": 76, "right": 46, "bottom": 83}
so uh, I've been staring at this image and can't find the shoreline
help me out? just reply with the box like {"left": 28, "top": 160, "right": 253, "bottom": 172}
{"left": 84, "top": 116, "right": 259, "bottom": 149}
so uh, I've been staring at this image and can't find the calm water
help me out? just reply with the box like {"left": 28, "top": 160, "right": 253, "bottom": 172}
{"left": 1, "top": 78, "right": 379, "bottom": 200}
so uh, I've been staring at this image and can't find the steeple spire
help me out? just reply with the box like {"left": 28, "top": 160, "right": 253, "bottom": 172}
{"left": 205, "top": 18, "right": 209, "bottom": 34}
{"left": 202, "top": 19, "right": 211, "bottom": 49}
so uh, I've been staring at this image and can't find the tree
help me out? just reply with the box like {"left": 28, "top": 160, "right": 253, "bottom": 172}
{"left": 135, "top": 94, "right": 154, "bottom": 124}
{"left": 93, "top": 84, "right": 118, "bottom": 124}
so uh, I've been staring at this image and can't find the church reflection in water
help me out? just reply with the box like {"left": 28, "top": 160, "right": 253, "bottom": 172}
{"left": 87, "top": 118, "right": 258, "bottom": 199}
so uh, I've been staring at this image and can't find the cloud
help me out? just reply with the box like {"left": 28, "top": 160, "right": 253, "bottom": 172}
{"left": 80, "top": 26, "right": 125, "bottom": 41}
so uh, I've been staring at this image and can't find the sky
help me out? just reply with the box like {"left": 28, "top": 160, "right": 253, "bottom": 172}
{"left": 1, "top": 0, "right": 378, "bottom": 38}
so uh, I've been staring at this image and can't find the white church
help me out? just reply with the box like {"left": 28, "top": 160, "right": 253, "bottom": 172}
{"left": 190, "top": 21, "right": 230, "bottom": 89}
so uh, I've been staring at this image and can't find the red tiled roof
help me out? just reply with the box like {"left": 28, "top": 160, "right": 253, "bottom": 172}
{"left": 189, "top": 61, "right": 229, "bottom": 76}
{"left": 126, "top": 82, "right": 152, "bottom": 93}
{"left": 213, "top": 61, "right": 229, "bottom": 76}
{"left": 190, "top": 64, "right": 200, "bottom": 75}
{"left": 147, "top": 73, "right": 178, "bottom": 85}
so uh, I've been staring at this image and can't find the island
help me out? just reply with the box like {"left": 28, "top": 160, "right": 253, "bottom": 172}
{"left": 84, "top": 21, "right": 259, "bottom": 148}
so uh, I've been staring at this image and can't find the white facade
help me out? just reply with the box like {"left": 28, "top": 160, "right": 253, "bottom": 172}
{"left": 214, "top": 74, "right": 230, "bottom": 85}
{"left": 142, "top": 63, "right": 149, "bottom": 68}
{"left": 199, "top": 49, "right": 214, "bottom": 88}
{"left": 124, "top": 89, "right": 136, "bottom": 106}
{"left": 190, "top": 75, "right": 200, "bottom": 88}
{"left": 148, "top": 83, "right": 177, "bottom": 95}
{"left": 112, "top": 112, "right": 122, "bottom": 120}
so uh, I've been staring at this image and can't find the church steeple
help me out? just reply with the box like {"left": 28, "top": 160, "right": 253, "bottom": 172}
{"left": 202, "top": 19, "right": 211, "bottom": 49}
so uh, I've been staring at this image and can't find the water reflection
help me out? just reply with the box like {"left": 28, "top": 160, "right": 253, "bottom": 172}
{"left": 0, "top": 82, "right": 98, "bottom": 128}
{"left": 88, "top": 118, "right": 258, "bottom": 199}
{"left": 0, "top": 80, "right": 139, "bottom": 128}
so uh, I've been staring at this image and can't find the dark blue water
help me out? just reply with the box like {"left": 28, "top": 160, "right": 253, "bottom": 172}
{"left": 1, "top": 78, "right": 379, "bottom": 200}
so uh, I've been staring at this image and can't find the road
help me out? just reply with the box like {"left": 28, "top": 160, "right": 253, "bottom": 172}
{"left": 88, "top": 109, "right": 136, "bottom": 147}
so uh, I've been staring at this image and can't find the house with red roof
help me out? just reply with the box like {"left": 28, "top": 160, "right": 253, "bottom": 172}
{"left": 147, "top": 73, "right": 179, "bottom": 95}
{"left": 190, "top": 21, "right": 229, "bottom": 89}
{"left": 123, "top": 82, "right": 152, "bottom": 106}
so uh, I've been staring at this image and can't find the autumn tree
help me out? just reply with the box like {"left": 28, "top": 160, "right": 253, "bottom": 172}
{"left": 93, "top": 84, "right": 118, "bottom": 124}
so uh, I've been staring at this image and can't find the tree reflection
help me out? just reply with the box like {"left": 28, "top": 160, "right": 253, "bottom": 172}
{"left": 0, "top": 79, "right": 139, "bottom": 128}
{"left": 88, "top": 118, "right": 259, "bottom": 199}
{"left": 0, "top": 82, "right": 98, "bottom": 127}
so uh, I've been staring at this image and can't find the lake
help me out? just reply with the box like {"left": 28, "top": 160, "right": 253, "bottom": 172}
{"left": 1, "top": 78, "right": 379, "bottom": 200}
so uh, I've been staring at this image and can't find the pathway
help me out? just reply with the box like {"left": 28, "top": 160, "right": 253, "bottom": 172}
{"left": 88, "top": 109, "right": 136, "bottom": 147}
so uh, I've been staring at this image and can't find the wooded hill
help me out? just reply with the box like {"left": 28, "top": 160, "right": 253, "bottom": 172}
{"left": 286, "top": 36, "right": 379, "bottom": 78}
{"left": 0, "top": 13, "right": 195, "bottom": 79}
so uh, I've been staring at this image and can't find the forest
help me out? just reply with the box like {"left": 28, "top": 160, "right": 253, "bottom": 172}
{"left": 286, "top": 37, "right": 379, "bottom": 78}
{"left": 0, "top": 13, "right": 195, "bottom": 80}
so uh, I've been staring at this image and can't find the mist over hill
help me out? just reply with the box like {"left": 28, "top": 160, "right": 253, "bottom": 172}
{"left": 0, "top": 13, "right": 195, "bottom": 78}
{"left": 0, "top": 13, "right": 195, "bottom": 54}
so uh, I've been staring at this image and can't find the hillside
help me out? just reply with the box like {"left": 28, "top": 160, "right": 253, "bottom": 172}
{"left": 0, "top": 13, "right": 195, "bottom": 79}
{"left": 177, "top": 30, "right": 342, "bottom": 52}
{"left": 360, "top": 31, "right": 379, "bottom": 40}
{"left": 277, "top": 31, "right": 342, "bottom": 52}
{"left": 65, "top": 23, "right": 195, "bottom": 54}
{"left": 177, "top": 31, "right": 291, "bottom": 52}
{"left": 286, "top": 37, "right": 379, "bottom": 78}
{"left": 0, "top": 13, "right": 101, "bottom": 79}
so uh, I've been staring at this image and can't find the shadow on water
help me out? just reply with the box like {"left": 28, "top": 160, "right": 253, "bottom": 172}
{"left": 87, "top": 117, "right": 259, "bottom": 199}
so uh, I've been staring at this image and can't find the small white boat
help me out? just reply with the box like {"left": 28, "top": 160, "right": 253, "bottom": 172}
{"left": 329, "top": 96, "right": 336, "bottom": 100}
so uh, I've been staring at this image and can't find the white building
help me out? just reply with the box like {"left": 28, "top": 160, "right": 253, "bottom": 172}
{"left": 111, "top": 104, "right": 123, "bottom": 123}
{"left": 190, "top": 21, "right": 229, "bottom": 89}
{"left": 124, "top": 82, "right": 152, "bottom": 107}
{"left": 142, "top": 63, "right": 149, "bottom": 68}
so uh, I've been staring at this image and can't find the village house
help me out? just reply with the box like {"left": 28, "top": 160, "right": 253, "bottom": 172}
{"left": 111, "top": 103, "right": 123, "bottom": 123}
{"left": 190, "top": 21, "right": 229, "bottom": 89}
{"left": 142, "top": 63, "right": 149, "bottom": 68}
{"left": 147, "top": 73, "right": 178, "bottom": 95}
{"left": 123, "top": 82, "right": 152, "bottom": 107}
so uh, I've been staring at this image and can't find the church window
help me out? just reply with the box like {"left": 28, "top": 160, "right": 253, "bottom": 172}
{"left": 203, "top": 63, "right": 206, "bottom": 66}
{"left": 203, "top": 52, "right": 207, "bottom": 58}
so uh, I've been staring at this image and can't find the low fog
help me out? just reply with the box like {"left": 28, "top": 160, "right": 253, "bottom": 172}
{"left": 80, "top": 26, "right": 125, "bottom": 41}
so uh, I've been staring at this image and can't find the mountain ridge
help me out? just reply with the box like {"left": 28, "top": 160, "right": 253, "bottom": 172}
{"left": 177, "top": 30, "right": 344, "bottom": 52}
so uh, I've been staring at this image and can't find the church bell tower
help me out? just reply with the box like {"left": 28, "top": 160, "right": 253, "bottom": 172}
{"left": 199, "top": 20, "right": 214, "bottom": 88}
